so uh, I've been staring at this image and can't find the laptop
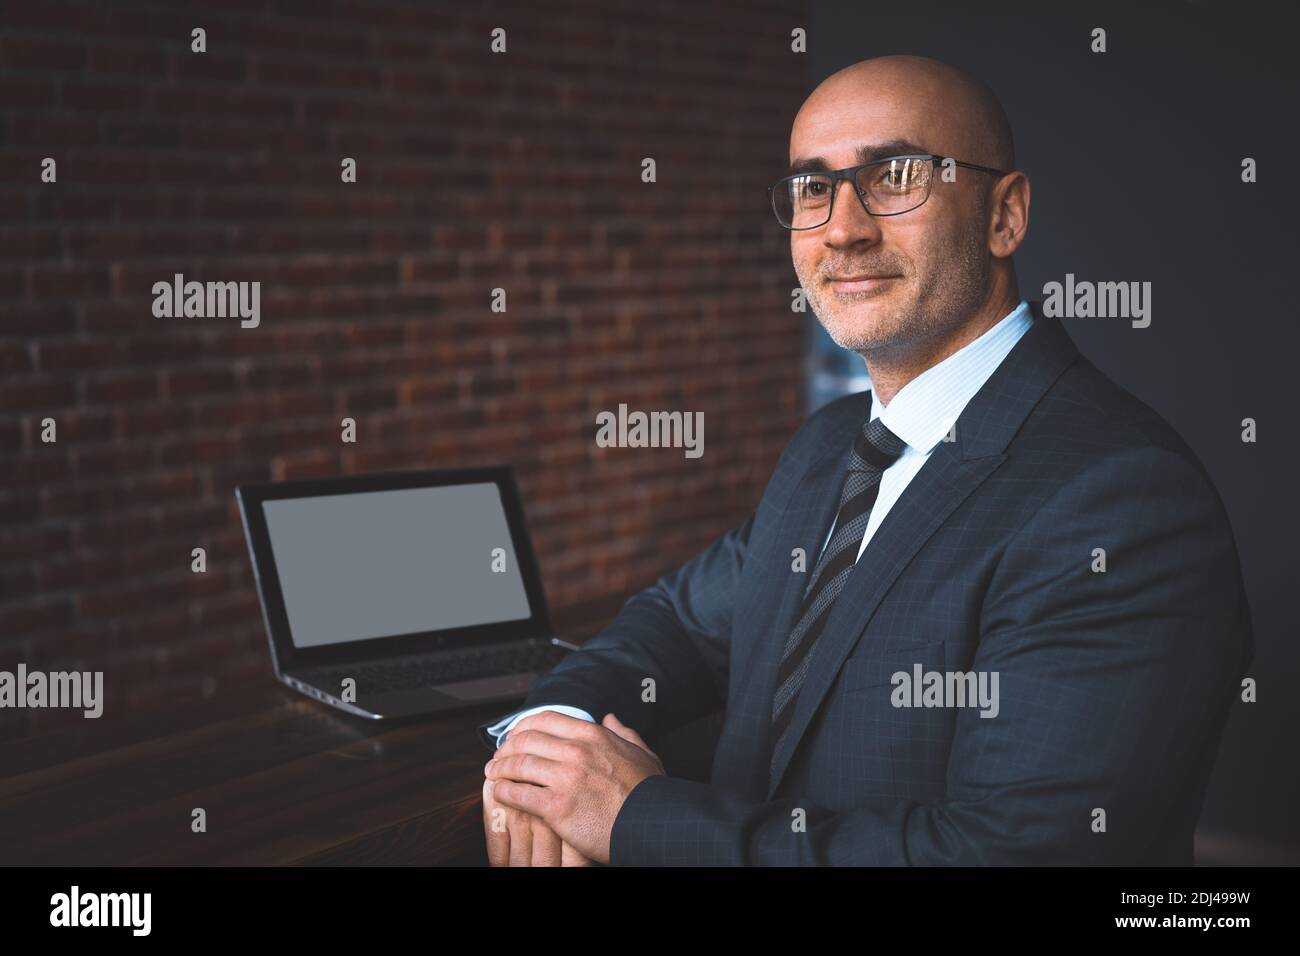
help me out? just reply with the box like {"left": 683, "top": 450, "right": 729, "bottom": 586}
{"left": 235, "top": 466, "right": 576, "bottom": 719}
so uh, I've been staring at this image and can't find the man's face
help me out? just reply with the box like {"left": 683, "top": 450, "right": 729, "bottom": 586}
{"left": 789, "top": 83, "right": 993, "bottom": 356}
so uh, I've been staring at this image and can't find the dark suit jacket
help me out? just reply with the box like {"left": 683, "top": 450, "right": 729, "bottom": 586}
{"left": 481, "top": 302, "right": 1253, "bottom": 865}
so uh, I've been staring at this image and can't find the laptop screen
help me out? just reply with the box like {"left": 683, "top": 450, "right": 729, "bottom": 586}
{"left": 261, "top": 482, "right": 534, "bottom": 648}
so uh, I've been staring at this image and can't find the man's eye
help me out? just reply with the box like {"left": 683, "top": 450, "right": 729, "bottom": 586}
{"left": 876, "top": 161, "right": 921, "bottom": 188}
{"left": 797, "top": 179, "right": 829, "bottom": 199}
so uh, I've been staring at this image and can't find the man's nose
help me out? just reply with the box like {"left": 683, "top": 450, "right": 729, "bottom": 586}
{"left": 823, "top": 177, "right": 883, "bottom": 246}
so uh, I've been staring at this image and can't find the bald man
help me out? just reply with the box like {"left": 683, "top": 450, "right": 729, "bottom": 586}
{"left": 480, "top": 56, "right": 1252, "bottom": 866}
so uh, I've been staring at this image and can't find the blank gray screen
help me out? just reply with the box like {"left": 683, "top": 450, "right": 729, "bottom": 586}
{"left": 263, "top": 482, "right": 533, "bottom": 648}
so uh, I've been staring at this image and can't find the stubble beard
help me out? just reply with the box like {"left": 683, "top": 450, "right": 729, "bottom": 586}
{"left": 797, "top": 211, "right": 992, "bottom": 360}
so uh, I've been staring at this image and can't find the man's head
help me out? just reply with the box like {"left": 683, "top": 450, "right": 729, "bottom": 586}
{"left": 787, "top": 55, "right": 1029, "bottom": 359}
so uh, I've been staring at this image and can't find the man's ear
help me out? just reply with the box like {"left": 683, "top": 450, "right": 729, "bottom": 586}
{"left": 988, "top": 171, "right": 1030, "bottom": 259}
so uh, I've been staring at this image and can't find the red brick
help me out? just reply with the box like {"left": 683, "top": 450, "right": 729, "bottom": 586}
{"left": 0, "top": 342, "right": 34, "bottom": 375}
{"left": 0, "top": 523, "right": 71, "bottom": 564}
{"left": 88, "top": 43, "right": 167, "bottom": 78}
{"left": 83, "top": 372, "right": 161, "bottom": 404}
{"left": 1, "top": 35, "right": 87, "bottom": 73}
{"left": 0, "top": 379, "right": 76, "bottom": 413}
{"left": 0, "top": 599, "right": 74, "bottom": 635}
{"left": 37, "top": 336, "right": 124, "bottom": 370}
{"left": 169, "top": 53, "right": 249, "bottom": 85}
{"left": 0, "top": 74, "right": 58, "bottom": 108}
{"left": 61, "top": 80, "right": 150, "bottom": 112}
{"left": 160, "top": 367, "right": 236, "bottom": 399}
{"left": 0, "top": 229, "right": 60, "bottom": 259}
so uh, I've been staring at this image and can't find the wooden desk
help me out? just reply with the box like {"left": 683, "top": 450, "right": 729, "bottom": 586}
{"left": 0, "top": 681, "right": 496, "bottom": 864}
{"left": 0, "top": 595, "right": 722, "bottom": 866}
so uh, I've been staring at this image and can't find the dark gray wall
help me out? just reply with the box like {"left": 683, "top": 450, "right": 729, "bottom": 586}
{"left": 806, "top": 0, "right": 1298, "bottom": 850}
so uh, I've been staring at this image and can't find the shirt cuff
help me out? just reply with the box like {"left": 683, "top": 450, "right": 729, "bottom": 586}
{"left": 486, "top": 704, "right": 596, "bottom": 748}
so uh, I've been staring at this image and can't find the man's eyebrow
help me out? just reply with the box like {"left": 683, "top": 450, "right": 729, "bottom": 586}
{"left": 789, "top": 139, "right": 931, "bottom": 174}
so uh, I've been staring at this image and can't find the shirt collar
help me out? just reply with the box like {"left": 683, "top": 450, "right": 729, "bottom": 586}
{"left": 870, "top": 299, "right": 1033, "bottom": 454}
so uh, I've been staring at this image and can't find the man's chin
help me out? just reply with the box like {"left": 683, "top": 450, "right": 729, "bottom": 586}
{"left": 820, "top": 311, "right": 901, "bottom": 353}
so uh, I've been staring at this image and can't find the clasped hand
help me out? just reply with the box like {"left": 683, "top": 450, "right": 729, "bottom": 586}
{"left": 482, "top": 711, "right": 664, "bottom": 866}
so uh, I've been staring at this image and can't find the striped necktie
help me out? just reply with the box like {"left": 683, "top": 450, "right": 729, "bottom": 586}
{"left": 771, "top": 414, "right": 906, "bottom": 765}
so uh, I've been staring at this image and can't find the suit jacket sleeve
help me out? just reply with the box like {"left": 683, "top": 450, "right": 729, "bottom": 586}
{"left": 609, "top": 445, "right": 1253, "bottom": 865}
{"left": 477, "top": 511, "right": 756, "bottom": 751}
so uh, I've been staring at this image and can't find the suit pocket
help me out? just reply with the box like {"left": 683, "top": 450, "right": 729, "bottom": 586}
{"left": 823, "top": 639, "right": 949, "bottom": 803}
{"left": 838, "top": 640, "right": 946, "bottom": 694}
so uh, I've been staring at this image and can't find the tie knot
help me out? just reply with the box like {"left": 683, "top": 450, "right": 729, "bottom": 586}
{"left": 850, "top": 416, "right": 906, "bottom": 472}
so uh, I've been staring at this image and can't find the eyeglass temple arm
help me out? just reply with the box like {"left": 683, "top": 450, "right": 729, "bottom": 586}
{"left": 929, "top": 155, "right": 1009, "bottom": 176}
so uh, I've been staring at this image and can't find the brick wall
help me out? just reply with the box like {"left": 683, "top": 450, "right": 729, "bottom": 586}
{"left": 0, "top": 0, "right": 810, "bottom": 732}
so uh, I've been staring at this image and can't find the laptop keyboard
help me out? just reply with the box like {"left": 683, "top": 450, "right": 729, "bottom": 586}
{"left": 307, "top": 641, "right": 570, "bottom": 694}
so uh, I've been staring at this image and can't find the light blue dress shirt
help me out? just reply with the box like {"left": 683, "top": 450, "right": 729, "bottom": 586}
{"left": 487, "top": 300, "right": 1034, "bottom": 747}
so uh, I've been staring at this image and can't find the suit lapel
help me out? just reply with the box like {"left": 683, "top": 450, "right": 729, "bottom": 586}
{"left": 722, "top": 396, "right": 864, "bottom": 795}
{"left": 765, "top": 303, "right": 1081, "bottom": 797}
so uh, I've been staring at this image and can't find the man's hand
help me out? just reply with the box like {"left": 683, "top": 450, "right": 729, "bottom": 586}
{"left": 483, "top": 774, "right": 592, "bottom": 866}
{"left": 484, "top": 711, "right": 666, "bottom": 864}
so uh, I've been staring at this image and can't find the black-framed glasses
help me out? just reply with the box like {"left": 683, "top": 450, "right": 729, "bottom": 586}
{"left": 769, "top": 154, "right": 1008, "bottom": 230}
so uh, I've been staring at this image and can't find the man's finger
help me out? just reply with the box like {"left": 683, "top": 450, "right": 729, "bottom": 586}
{"left": 602, "top": 712, "right": 652, "bottom": 752}
{"left": 487, "top": 752, "right": 566, "bottom": 788}
{"left": 492, "top": 779, "right": 551, "bottom": 819}
{"left": 507, "top": 807, "right": 533, "bottom": 867}
{"left": 530, "top": 816, "right": 563, "bottom": 866}
{"left": 494, "top": 727, "right": 580, "bottom": 763}
{"left": 483, "top": 778, "right": 511, "bottom": 867}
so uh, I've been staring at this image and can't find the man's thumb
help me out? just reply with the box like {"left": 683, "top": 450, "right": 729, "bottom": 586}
{"left": 602, "top": 712, "right": 650, "bottom": 750}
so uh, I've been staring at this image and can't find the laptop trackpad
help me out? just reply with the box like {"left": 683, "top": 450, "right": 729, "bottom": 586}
{"left": 434, "top": 672, "right": 537, "bottom": 700}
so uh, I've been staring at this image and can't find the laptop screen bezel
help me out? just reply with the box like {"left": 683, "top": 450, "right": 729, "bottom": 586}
{"left": 236, "top": 465, "right": 554, "bottom": 672}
